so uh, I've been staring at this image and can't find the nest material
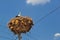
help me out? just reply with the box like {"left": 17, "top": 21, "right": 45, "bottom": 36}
{"left": 8, "top": 16, "right": 33, "bottom": 34}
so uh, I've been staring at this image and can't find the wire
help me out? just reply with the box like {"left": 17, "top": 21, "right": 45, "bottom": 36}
{"left": 35, "top": 6, "right": 60, "bottom": 24}
{"left": 0, "top": 25, "right": 17, "bottom": 40}
{"left": 26, "top": 33, "right": 39, "bottom": 40}
{"left": 0, "top": 5, "right": 60, "bottom": 40}
{"left": 28, "top": 6, "right": 60, "bottom": 40}
{"left": 0, "top": 36, "right": 13, "bottom": 40}
{"left": 14, "top": 37, "right": 18, "bottom": 40}
{"left": 0, "top": 32, "right": 18, "bottom": 40}
{"left": 0, "top": 25, "right": 14, "bottom": 36}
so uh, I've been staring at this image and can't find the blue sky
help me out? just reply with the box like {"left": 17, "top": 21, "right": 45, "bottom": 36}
{"left": 0, "top": 0, "right": 60, "bottom": 40}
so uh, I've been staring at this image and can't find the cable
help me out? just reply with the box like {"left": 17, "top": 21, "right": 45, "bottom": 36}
{"left": 0, "top": 33, "right": 17, "bottom": 40}
{"left": 35, "top": 6, "right": 60, "bottom": 24}
{"left": 0, "top": 36, "right": 13, "bottom": 40}
{"left": 28, "top": 6, "right": 60, "bottom": 40}
{"left": 0, "top": 25, "right": 17, "bottom": 40}
{"left": 26, "top": 33, "right": 39, "bottom": 40}
{"left": 14, "top": 36, "right": 18, "bottom": 40}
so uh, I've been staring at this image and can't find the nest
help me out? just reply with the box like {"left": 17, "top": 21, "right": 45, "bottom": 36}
{"left": 8, "top": 16, "right": 33, "bottom": 34}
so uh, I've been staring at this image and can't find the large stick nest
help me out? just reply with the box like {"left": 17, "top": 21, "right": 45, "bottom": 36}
{"left": 8, "top": 16, "right": 33, "bottom": 34}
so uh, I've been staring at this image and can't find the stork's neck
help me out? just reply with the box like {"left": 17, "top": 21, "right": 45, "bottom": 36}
{"left": 16, "top": 12, "right": 22, "bottom": 17}
{"left": 18, "top": 12, "right": 21, "bottom": 16}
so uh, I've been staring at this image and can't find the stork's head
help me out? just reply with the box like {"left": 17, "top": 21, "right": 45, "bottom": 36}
{"left": 16, "top": 12, "right": 21, "bottom": 17}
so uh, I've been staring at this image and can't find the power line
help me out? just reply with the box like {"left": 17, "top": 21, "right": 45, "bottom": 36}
{"left": 0, "top": 6, "right": 60, "bottom": 40}
{"left": 14, "top": 36, "right": 18, "bottom": 40}
{"left": 35, "top": 6, "right": 60, "bottom": 24}
{"left": 0, "top": 36, "right": 13, "bottom": 40}
{"left": 0, "top": 35, "right": 17, "bottom": 40}
{"left": 26, "top": 33, "right": 39, "bottom": 40}
{"left": 0, "top": 25, "right": 17, "bottom": 40}
{"left": 0, "top": 31, "right": 14, "bottom": 37}
{"left": 29, "top": 6, "right": 60, "bottom": 40}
